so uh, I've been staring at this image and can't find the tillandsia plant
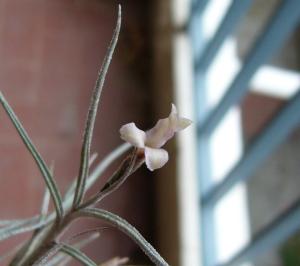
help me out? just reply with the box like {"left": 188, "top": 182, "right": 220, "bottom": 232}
{"left": 0, "top": 5, "right": 191, "bottom": 266}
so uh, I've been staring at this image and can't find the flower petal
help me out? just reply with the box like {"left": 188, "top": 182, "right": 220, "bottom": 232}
{"left": 171, "top": 103, "right": 177, "bottom": 115}
{"left": 169, "top": 103, "right": 179, "bottom": 129}
{"left": 146, "top": 118, "right": 174, "bottom": 148}
{"left": 169, "top": 103, "right": 193, "bottom": 130}
{"left": 146, "top": 104, "right": 192, "bottom": 148}
{"left": 120, "top": 123, "right": 146, "bottom": 148}
{"left": 176, "top": 117, "right": 192, "bottom": 131}
{"left": 144, "top": 147, "right": 169, "bottom": 171}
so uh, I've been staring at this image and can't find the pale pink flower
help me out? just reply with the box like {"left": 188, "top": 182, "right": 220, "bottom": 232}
{"left": 120, "top": 104, "right": 192, "bottom": 171}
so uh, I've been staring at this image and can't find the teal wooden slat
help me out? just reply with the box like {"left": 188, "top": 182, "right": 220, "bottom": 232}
{"left": 195, "top": 0, "right": 252, "bottom": 70}
{"left": 202, "top": 89, "right": 300, "bottom": 207}
{"left": 198, "top": 0, "right": 300, "bottom": 136}
{"left": 218, "top": 198, "right": 300, "bottom": 266}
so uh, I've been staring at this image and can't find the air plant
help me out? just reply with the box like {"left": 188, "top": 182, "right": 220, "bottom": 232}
{"left": 0, "top": 5, "right": 191, "bottom": 266}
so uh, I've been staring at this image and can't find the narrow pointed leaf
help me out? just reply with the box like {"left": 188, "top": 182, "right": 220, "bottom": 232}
{"left": 33, "top": 242, "right": 62, "bottom": 266}
{"left": 0, "top": 217, "right": 48, "bottom": 242}
{"left": 74, "top": 208, "right": 169, "bottom": 266}
{"left": 46, "top": 233, "right": 100, "bottom": 266}
{"left": 0, "top": 92, "right": 63, "bottom": 220}
{"left": 40, "top": 143, "right": 131, "bottom": 232}
{"left": 81, "top": 149, "right": 136, "bottom": 208}
{"left": 60, "top": 244, "right": 97, "bottom": 266}
{"left": 86, "top": 143, "right": 131, "bottom": 191}
{"left": 40, "top": 163, "right": 53, "bottom": 219}
{"left": 0, "top": 216, "right": 38, "bottom": 227}
{"left": 41, "top": 187, "right": 50, "bottom": 218}
{"left": 72, "top": 5, "right": 122, "bottom": 208}
{"left": 65, "top": 143, "right": 130, "bottom": 204}
{"left": 64, "top": 152, "right": 99, "bottom": 200}
{"left": 9, "top": 224, "right": 53, "bottom": 265}
{"left": 89, "top": 153, "right": 98, "bottom": 167}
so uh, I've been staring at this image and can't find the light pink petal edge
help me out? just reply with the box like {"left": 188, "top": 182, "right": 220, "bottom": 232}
{"left": 176, "top": 117, "right": 192, "bottom": 131}
{"left": 144, "top": 147, "right": 169, "bottom": 171}
{"left": 120, "top": 123, "right": 146, "bottom": 148}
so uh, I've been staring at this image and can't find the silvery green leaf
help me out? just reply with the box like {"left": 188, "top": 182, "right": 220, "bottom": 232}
{"left": 46, "top": 232, "right": 100, "bottom": 266}
{"left": 75, "top": 208, "right": 169, "bottom": 266}
{"left": 0, "top": 216, "right": 36, "bottom": 227}
{"left": 85, "top": 142, "right": 131, "bottom": 191}
{"left": 64, "top": 152, "right": 99, "bottom": 201}
{"left": 10, "top": 224, "right": 53, "bottom": 266}
{"left": 40, "top": 143, "right": 131, "bottom": 230}
{"left": 64, "top": 143, "right": 130, "bottom": 207}
{"left": 40, "top": 187, "right": 50, "bottom": 219}
{"left": 81, "top": 149, "right": 136, "bottom": 208}
{"left": 0, "top": 217, "right": 48, "bottom": 242}
{"left": 89, "top": 153, "right": 98, "bottom": 167}
{"left": 32, "top": 242, "right": 62, "bottom": 266}
{"left": 60, "top": 244, "right": 97, "bottom": 266}
{"left": 40, "top": 163, "right": 53, "bottom": 219}
{"left": 35, "top": 144, "right": 128, "bottom": 261}
{"left": 72, "top": 5, "right": 122, "bottom": 208}
{"left": 0, "top": 92, "right": 63, "bottom": 220}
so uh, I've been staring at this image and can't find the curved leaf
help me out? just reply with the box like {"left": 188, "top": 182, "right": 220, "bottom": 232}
{"left": 41, "top": 143, "right": 131, "bottom": 232}
{"left": 32, "top": 242, "right": 62, "bottom": 266}
{"left": 46, "top": 232, "right": 100, "bottom": 266}
{"left": 74, "top": 208, "right": 169, "bottom": 266}
{"left": 81, "top": 149, "right": 136, "bottom": 208}
{"left": 0, "top": 92, "right": 63, "bottom": 220}
{"left": 0, "top": 217, "right": 48, "bottom": 242}
{"left": 60, "top": 244, "right": 97, "bottom": 266}
{"left": 65, "top": 143, "right": 130, "bottom": 201}
{"left": 72, "top": 5, "right": 122, "bottom": 208}
{"left": 41, "top": 187, "right": 50, "bottom": 219}
{"left": 0, "top": 216, "right": 38, "bottom": 227}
